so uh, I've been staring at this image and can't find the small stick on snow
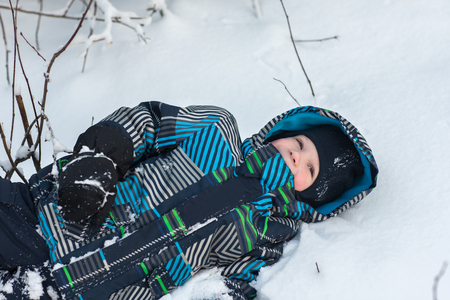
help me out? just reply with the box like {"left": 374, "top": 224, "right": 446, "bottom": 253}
{"left": 35, "top": 0, "right": 43, "bottom": 50}
{"left": 433, "top": 261, "right": 448, "bottom": 300}
{"left": 273, "top": 78, "right": 301, "bottom": 107}
{"left": 82, "top": 3, "right": 98, "bottom": 73}
{"left": 315, "top": 262, "right": 320, "bottom": 273}
{"left": 279, "top": 0, "right": 315, "bottom": 97}
{"left": 295, "top": 36, "right": 339, "bottom": 43}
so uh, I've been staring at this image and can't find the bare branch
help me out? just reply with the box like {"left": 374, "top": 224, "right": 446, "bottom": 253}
{"left": 63, "top": 0, "right": 76, "bottom": 17}
{"left": 37, "top": 0, "right": 94, "bottom": 161}
{"left": 0, "top": 12, "right": 10, "bottom": 85}
{"left": 19, "top": 114, "right": 42, "bottom": 148}
{"left": 295, "top": 36, "right": 339, "bottom": 43}
{"left": 8, "top": 0, "right": 18, "bottom": 146}
{"left": 16, "top": 34, "right": 41, "bottom": 135}
{"left": 20, "top": 32, "right": 46, "bottom": 61}
{"left": 41, "top": 0, "right": 94, "bottom": 107}
{"left": 82, "top": 2, "right": 97, "bottom": 73}
{"left": 433, "top": 261, "right": 448, "bottom": 300}
{"left": 279, "top": 0, "right": 315, "bottom": 97}
{"left": 16, "top": 94, "right": 40, "bottom": 171}
{"left": 16, "top": 94, "right": 33, "bottom": 148}
{"left": 273, "top": 78, "right": 301, "bottom": 107}
{"left": 35, "top": 0, "right": 43, "bottom": 50}
{"left": 0, "top": 4, "right": 151, "bottom": 23}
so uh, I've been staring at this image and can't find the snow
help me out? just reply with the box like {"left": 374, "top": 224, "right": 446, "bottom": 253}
{"left": 23, "top": 270, "right": 44, "bottom": 300}
{"left": 0, "top": 277, "right": 13, "bottom": 294}
{"left": 0, "top": 160, "right": 12, "bottom": 172}
{"left": 69, "top": 250, "right": 99, "bottom": 265}
{"left": 104, "top": 236, "right": 119, "bottom": 248}
{"left": 1, "top": 0, "right": 449, "bottom": 299}
{"left": 46, "top": 286, "right": 59, "bottom": 300}
{"left": 15, "top": 145, "right": 32, "bottom": 160}
{"left": 162, "top": 269, "right": 233, "bottom": 300}
{"left": 185, "top": 217, "right": 218, "bottom": 235}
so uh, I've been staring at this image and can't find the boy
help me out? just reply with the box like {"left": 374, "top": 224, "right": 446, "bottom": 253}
{"left": 0, "top": 102, "right": 378, "bottom": 299}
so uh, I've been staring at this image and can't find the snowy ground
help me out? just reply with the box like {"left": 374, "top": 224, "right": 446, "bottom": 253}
{"left": 1, "top": 0, "right": 449, "bottom": 299}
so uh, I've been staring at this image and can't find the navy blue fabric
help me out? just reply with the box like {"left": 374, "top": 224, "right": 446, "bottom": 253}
{"left": 0, "top": 178, "right": 48, "bottom": 270}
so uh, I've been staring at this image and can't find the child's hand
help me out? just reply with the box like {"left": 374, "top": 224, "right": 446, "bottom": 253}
{"left": 58, "top": 152, "right": 118, "bottom": 226}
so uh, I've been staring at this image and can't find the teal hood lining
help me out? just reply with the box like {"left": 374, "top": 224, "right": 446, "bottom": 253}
{"left": 265, "top": 112, "right": 373, "bottom": 215}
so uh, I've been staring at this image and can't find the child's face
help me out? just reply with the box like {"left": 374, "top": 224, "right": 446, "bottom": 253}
{"left": 271, "top": 134, "right": 320, "bottom": 192}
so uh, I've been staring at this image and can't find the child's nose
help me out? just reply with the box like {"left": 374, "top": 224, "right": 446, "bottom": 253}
{"left": 291, "top": 150, "right": 301, "bottom": 166}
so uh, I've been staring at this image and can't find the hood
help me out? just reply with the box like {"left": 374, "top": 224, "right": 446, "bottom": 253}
{"left": 244, "top": 106, "right": 378, "bottom": 222}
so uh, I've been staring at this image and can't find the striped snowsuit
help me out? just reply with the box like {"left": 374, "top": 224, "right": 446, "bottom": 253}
{"left": 28, "top": 102, "right": 378, "bottom": 299}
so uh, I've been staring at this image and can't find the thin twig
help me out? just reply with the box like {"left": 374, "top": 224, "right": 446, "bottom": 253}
{"left": 251, "top": 0, "right": 262, "bottom": 18}
{"left": 20, "top": 32, "right": 46, "bottom": 61}
{"left": 0, "top": 123, "right": 28, "bottom": 184}
{"left": 41, "top": 0, "right": 94, "bottom": 108}
{"left": 82, "top": 2, "right": 97, "bottom": 73}
{"left": 8, "top": 0, "right": 18, "bottom": 146}
{"left": 0, "top": 12, "right": 10, "bottom": 85}
{"left": 16, "top": 34, "right": 41, "bottom": 136}
{"left": 35, "top": 0, "right": 43, "bottom": 50}
{"left": 42, "top": 114, "right": 71, "bottom": 163}
{"left": 19, "top": 114, "right": 42, "bottom": 148}
{"left": 113, "top": 18, "right": 150, "bottom": 44}
{"left": 273, "top": 78, "right": 301, "bottom": 107}
{"left": 13, "top": 115, "right": 45, "bottom": 173}
{"left": 78, "top": 0, "right": 89, "bottom": 8}
{"left": 279, "top": 0, "right": 315, "bottom": 97}
{"left": 62, "top": 0, "right": 76, "bottom": 17}
{"left": 0, "top": 5, "right": 151, "bottom": 23}
{"left": 315, "top": 262, "right": 320, "bottom": 273}
{"left": 74, "top": 37, "right": 105, "bottom": 48}
{"left": 295, "top": 36, "right": 339, "bottom": 43}
{"left": 433, "top": 261, "right": 448, "bottom": 300}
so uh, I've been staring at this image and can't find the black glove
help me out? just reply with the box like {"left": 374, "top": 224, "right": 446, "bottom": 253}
{"left": 58, "top": 152, "right": 118, "bottom": 226}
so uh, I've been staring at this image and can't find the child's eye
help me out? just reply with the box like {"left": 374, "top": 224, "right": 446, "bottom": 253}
{"left": 297, "top": 139, "right": 303, "bottom": 150}
{"left": 308, "top": 165, "right": 314, "bottom": 177}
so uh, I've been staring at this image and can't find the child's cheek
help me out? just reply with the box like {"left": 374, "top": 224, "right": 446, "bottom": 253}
{"left": 293, "top": 170, "right": 309, "bottom": 192}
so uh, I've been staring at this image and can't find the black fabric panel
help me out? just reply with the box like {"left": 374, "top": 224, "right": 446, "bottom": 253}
{"left": 0, "top": 178, "right": 49, "bottom": 269}
{"left": 177, "top": 176, "right": 262, "bottom": 228}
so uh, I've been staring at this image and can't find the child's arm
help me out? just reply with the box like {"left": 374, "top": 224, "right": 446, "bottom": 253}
{"left": 91, "top": 101, "right": 240, "bottom": 165}
{"left": 58, "top": 101, "right": 239, "bottom": 225}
